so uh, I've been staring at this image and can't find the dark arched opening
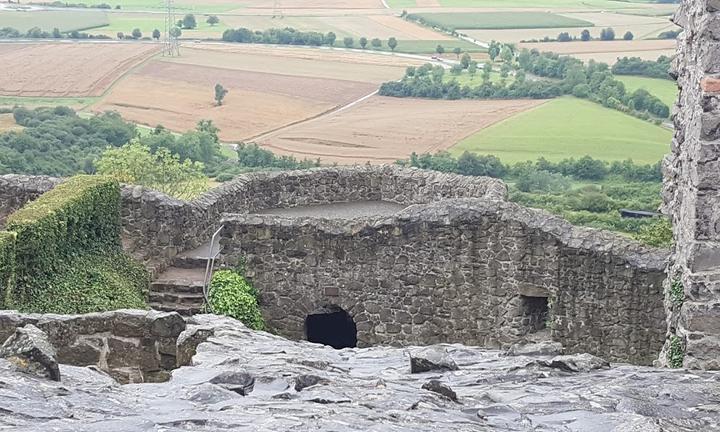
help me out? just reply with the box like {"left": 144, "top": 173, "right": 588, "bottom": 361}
{"left": 304, "top": 305, "right": 357, "bottom": 349}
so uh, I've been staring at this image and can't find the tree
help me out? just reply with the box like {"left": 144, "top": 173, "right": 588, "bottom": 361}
{"left": 500, "top": 45, "right": 513, "bottom": 63}
{"left": 182, "top": 14, "right": 197, "bottom": 29}
{"left": 460, "top": 53, "right": 471, "bottom": 69}
{"left": 450, "top": 64, "right": 463, "bottom": 75}
{"left": 117, "top": 32, "right": 124, "bottom": 39}
{"left": 623, "top": 31, "right": 634, "bottom": 40}
{"left": 343, "top": 36, "right": 354, "bottom": 48}
{"left": 371, "top": 38, "right": 382, "bottom": 48}
{"left": 196, "top": 119, "right": 220, "bottom": 143}
{"left": 131, "top": 28, "right": 142, "bottom": 39}
{"left": 482, "top": 62, "right": 492, "bottom": 82}
{"left": 169, "top": 26, "right": 182, "bottom": 38}
{"left": 600, "top": 27, "right": 615, "bottom": 41}
{"left": 435, "top": 44, "right": 445, "bottom": 55}
{"left": 388, "top": 37, "right": 397, "bottom": 52}
{"left": 152, "top": 29, "right": 161, "bottom": 40}
{"left": 325, "top": 31, "right": 337, "bottom": 46}
{"left": 488, "top": 40, "right": 501, "bottom": 61}
{"left": 359, "top": 36, "right": 368, "bottom": 48}
{"left": 557, "top": 32, "right": 572, "bottom": 42}
{"left": 453, "top": 46, "right": 462, "bottom": 59}
{"left": 96, "top": 141, "right": 209, "bottom": 200}
{"left": 207, "top": 15, "right": 219, "bottom": 26}
{"left": 214, "top": 83, "right": 228, "bottom": 106}
{"left": 500, "top": 62, "right": 511, "bottom": 78}
{"left": 580, "top": 29, "right": 591, "bottom": 41}
{"left": 467, "top": 61, "right": 477, "bottom": 79}
{"left": 52, "top": 28, "right": 61, "bottom": 38}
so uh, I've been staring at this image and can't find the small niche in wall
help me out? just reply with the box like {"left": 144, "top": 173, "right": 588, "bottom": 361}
{"left": 519, "top": 295, "right": 549, "bottom": 334}
{"left": 304, "top": 305, "right": 357, "bottom": 349}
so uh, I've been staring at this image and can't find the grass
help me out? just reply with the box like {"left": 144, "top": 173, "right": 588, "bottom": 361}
{"left": 94, "top": 0, "right": 237, "bottom": 12}
{"left": 0, "top": 96, "right": 99, "bottom": 109}
{"left": 616, "top": 75, "right": 677, "bottom": 107}
{"left": 408, "top": 12, "right": 593, "bottom": 31}
{"left": 451, "top": 97, "right": 671, "bottom": 164}
{"left": 444, "top": 69, "right": 507, "bottom": 85}
{"left": 101, "top": 14, "right": 229, "bottom": 37}
{"left": 0, "top": 9, "right": 109, "bottom": 33}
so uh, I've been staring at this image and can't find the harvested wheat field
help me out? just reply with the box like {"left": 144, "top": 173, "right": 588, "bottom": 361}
{"left": 232, "top": 0, "right": 383, "bottom": 9}
{"left": 93, "top": 60, "right": 379, "bottom": 141}
{"left": 519, "top": 39, "right": 675, "bottom": 64}
{"left": 0, "top": 43, "right": 160, "bottom": 97}
{"left": 164, "top": 44, "right": 423, "bottom": 83}
{"left": 257, "top": 96, "right": 546, "bottom": 164}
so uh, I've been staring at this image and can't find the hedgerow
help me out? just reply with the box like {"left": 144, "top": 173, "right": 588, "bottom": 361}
{"left": 0, "top": 231, "right": 16, "bottom": 308}
{"left": 208, "top": 269, "right": 264, "bottom": 330}
{"left": 3, "top": 175, "right": 148, "bottom": 312}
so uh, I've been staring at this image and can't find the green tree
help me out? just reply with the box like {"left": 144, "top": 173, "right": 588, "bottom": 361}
{"left": 435, "top": 44, "right": 445, "bottom": 55}
{"left": 500, "top": 45, "right": 513, "bottom": 63}
{"left": 182, "top": 14, "right": 197, "bottom": 29}
{"left": 116, "top": 32, "right": 124, "bottom": 39}
{"left": 600, "top": 27, "right": 615, "bottom": 41}
{"left": 169, "top": 26, "right": 182, "bottom": 38}
{"left": 488, "top": 40, "right": 501, "bottom": 61}
{"left": 623, "top": 31, "right": 634, "bottom": 40}
{"left": 634, "top": 217, "right": 672, "bottom": 247}
{"left": 388, "top": 37, "right": 397, "bottom": 52}
{"left": 214, "top": 83, "right": 228, "bottom": 106}
{"left": 152, "top": 28, "right": 161, "bottom": 40}
{"left": 207, "top": 15, "right": 220, "bottom": 26}
{"left": 52, "top": 27, "right": 62, "bottom": 38}
{"left": 453, "top": 46, "right": 462, "bottom": 59}
{"left": 482, "top": 62, "right": 492, "bottom": 82}
{"left": 460, "top": 52, "right": 471, "bottom": 69}
{"left": 325, "top": 31, "right": 337, "bottom": 46}
{"left": 371, "top": 38, "right": 382, "bottom": 48}
{"left": 450, "top": 64, "right": 463, "bottom": 75}
{"left": 196, "top": 119, "right": 220, "bottom": 143}
{"left": 359, "top": 36, "right": 368, "bottom": 48}
{"left": 500, "top": 62, "right": 511, "bottom": 78}
{"left": 467, "top": 61, "right": 477, "bottom": 79}
{"left": 131, "top": 28, "right": 142, "bottom": 39}
{"left": 580, "top": 29, "right": 591, "bottom": 41}
{"left": 96, "top": 141, "right": 210, "bottom": 200}
{"left": 343, "top": 36, "right": 354, "bottom": 48}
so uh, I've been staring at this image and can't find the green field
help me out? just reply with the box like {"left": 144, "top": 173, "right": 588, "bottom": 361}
{"left": 0, "top": 96, "right": 99, "bottom": 109}
{"left": 390, "top": 0, "right": 668, "bottom": 8}
{"left": 452, "top": 97, "right": 670, "bottom": 164}
{"left": 616, "top": 75, "right": 677, "bottom": 107}
{"left": 101, "top": 14, "right": 229, "bottom": 37}
{"left": 80, "top": 0, "right": 236, "bottom": 12}
{"left": 408, "top": 12, "right": 593, "bottom": 31}
{"left": 0, "top": 9, "right": 109, "bottom": 33}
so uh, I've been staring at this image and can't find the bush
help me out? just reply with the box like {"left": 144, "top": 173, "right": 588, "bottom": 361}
{"left": 633, "top": 216, "right": 672, "bottom": 247}
{"left": 0, "top": 231, "right": 16, "bottom": 308}
{"left": 208, "top": 270, "right": 264, "bottom": 330}
{"left": 515, "top": 168, "right": 571, "bottom": 193}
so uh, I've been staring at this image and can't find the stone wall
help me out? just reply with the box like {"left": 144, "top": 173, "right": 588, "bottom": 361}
{"left": 659, "top": 0, "right": 720, "bottom": 369}
{"left": 220, "top": 199, "right": 668, "bottom": 365}
{"left": 1, "top": 166, "right": 506, "bottom": 274}
{"left": 0, "top": 309, "right": 208, "bottom": 383}
{"left": 0, "top": 175, "right": 61, "bottom": 228}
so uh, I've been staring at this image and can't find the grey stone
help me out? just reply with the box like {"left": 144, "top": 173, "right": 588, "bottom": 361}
{"left": 409, "top": 347, "right": 459, "bottom": 374}
{"left": 209, "top": 370, "right": 255, "bottom": 396}
{"left": 539, "top": 353, "right": 610, "bottom": 373}
{"left": 421, "top": 379, "right": 458, "bottom": 402}
{"left": 294, "top": 374, "right": 328, "bottom": 392}
{"left": 506, "top": 341, "right": 564, "bottom": 357}
{"left": 176, "top": 325, "right": 214, "bottom": 366}
{"left": 0, "top": 324, "right": 60, "bottom": 381}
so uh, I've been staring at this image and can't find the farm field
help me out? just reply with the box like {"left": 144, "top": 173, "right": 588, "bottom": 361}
{"left": 389, "top": 0, "right": 675, "bottom": 10}
{"left": 617, "top": 76, "right": 677, "bottom": 107}
{"left": 451, "top": 97, "right": 671, "bottom": 164}
{"left": 519, "top": 40, "right": 675, "bottom": 65}
{"left": 408, "top": 12, "right": 593, "bottom": 31}
{"left": 91, "top": 43, "right": 418, "bottom": 141}
{"left": 0, "top": 43, "right": 160, "bottom": 97}
{"left": 0, "top": 9, "right": 109, "bottom": 33}
{"left": 257, "top": 96, "right": 545, "bottom": 164}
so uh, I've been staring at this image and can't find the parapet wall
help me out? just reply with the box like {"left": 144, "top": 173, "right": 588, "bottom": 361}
{"left": 660, "top": 0, "right": 720, "bottom": 369}
{"left": 1, "top": 166, "right": 506, "bottom": 274}
{"left": 221, "top": 199, "right": 668, "bottom": 365}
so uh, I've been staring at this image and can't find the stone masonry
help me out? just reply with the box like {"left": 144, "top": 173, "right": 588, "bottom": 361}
{"left": 659, "top": 0, "right": 720, "bottom": 369}
{"left": 221, "top": 199, "right": 668, "bottom": 365}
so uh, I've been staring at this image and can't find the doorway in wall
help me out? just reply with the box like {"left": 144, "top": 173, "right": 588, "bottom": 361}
{"left": 304, "top": 305, "right": 357, "bottom": 349}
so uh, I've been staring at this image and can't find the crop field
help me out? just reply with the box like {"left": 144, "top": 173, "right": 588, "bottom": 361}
{"left": 0, "top": 43, "right": 160, "bottom": 97}
{"left": 617, "top": 76, "right": 677, "bottom": 107}
{"left": 519, "top": 40, "right": 675, "bottom": 65}
{"left": 408, "top": 12, "right": 592, "bottom": 31}
{"left": 257, "top": 96, "right": 545, "bottom": 164}
{"left": 451, "top": 97, "right": 671, "bottom": 164}
{"left": 91, "top": 44, "right": 420, "bottom": 141}
{"left": 0, "top": 9, "right": 109, "bottom": 33}
{"left": 388, "top": 0, "right": 675, "bottom": 10}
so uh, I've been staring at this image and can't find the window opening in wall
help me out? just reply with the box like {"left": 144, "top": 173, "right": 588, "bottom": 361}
{"left": 304, "top": 305, "right": 357, "bottom": 349}
{"left": 520, "top": 295, "right": 549, "bottom": 334}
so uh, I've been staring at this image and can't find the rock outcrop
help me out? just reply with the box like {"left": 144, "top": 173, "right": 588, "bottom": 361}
{"left": 0, "top": 324, "right": 60, "bottom": 381}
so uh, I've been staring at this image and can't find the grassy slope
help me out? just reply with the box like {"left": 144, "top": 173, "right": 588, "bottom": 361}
{"left": 616, "top": 75, "right": 677, "bottom": 107}
{"left": 451, "top": 97, "right": 670, "bottom": 164}
{"left": 409, "top": 12, "right": 593, "bottom": 30}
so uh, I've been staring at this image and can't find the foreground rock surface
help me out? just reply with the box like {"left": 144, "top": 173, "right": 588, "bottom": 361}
{"left": 0, "top": 314, "right": 719, "bottom": 431}
{"left": 0, "top": 324, "right": 60, "bottom": 381}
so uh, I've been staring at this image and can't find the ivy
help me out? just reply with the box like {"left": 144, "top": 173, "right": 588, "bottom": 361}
{"left": 670, "top": 278, "right": 684, "bottom": 306}
{"left": 668, "top": 335, "right": 684, "bottom": 369}
{"left": 0, "top": 231, "right": 16, "bottom": 308}
{"left": 208, "top": 269, "right": 264, "bottom": 330}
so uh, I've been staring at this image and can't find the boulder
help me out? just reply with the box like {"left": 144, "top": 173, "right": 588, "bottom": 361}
{"left": 409, "top": 347, "right": 459, "bottom": 374}
{"left": 0, "top": 324, "right": 60, "bottom": 381}
{"left": 539, "top": 353, "right": 610, "bottom": 373}
{"left": 176, "top": 325, "right": 214, "bottom": 366}
{"left": 421, "top": 379, "right": 458, "bottom": 402}
{"left": 294, "top": 374, "right": 329, "bottom": 392}
{"left": 210, "top": 370, "right": 255, "bottom": 396}
{"left": 506, "top": 341, "right": 564, "bottom": 357}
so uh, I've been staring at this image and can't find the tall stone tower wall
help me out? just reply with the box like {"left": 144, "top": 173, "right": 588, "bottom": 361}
{"left": 660, "top": 0, "right": 720, "bottom": 369}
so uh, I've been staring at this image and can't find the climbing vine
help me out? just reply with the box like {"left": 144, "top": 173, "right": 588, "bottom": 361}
{"left": 668, "top": 335, "right": 684, "bottom": 368}
{"left": 670, "top": 278, "right": 684, "bottom": 306}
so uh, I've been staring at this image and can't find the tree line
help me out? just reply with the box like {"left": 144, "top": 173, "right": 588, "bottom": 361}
{"left": 611, "top": 56, "right": 673, "bottom": 80}
{"left": 222, "top": 27, "right": 399, "bottom": 50}
{"left": 0, "top": 26, "right": 111, "bottom": 39}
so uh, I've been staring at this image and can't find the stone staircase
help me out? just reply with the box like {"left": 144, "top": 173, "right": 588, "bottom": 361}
{"left": 149, "top": 241, "right": 219, "bottom": 315}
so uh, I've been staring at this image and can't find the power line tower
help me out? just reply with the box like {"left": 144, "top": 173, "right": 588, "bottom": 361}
{"left": 163, "top": 0, "right": 180, "bottom": 56}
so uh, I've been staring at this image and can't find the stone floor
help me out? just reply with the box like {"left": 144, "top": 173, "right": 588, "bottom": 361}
{"left": 254, "top": 200, "right": 406, "bottom": 219}
{"left": 1, "top": 314, "right": 719, "bottom": 431}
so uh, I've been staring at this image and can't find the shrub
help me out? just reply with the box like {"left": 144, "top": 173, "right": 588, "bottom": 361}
{"left": 668, "top": 335, "right": 684, "bottom": 368}
{"left": 633, "top": 216, "right": 672, "bottom": 247}
{"left": 515, "top": 168, "right": 571, "bottom": 193}
{"left": 670, "top": 278, "right": 684, "bottom": 306}
{"left": 208, "top": 269, "right": 264, "bottom": 330}
{"left": 0, "top": 231, "right": 16, "bottom": 308}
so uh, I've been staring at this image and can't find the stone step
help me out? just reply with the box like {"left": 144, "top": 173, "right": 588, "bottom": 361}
{"left": 149, "top": 292, "right": 205, "bottom": 306}
{"left": 173, "top": 241, "right": 220, "bottom": 269}
{"left": 150, "top": 282, "right": 204, "bottom": 295}
{"left": 149, "top": 302, "right": 204, "bottom": 316}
